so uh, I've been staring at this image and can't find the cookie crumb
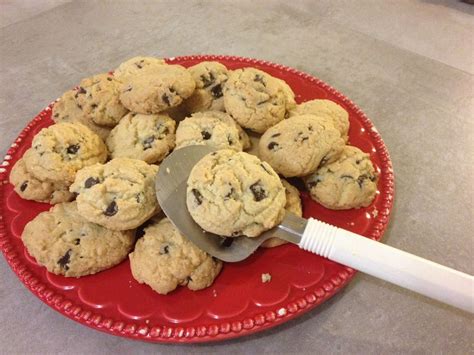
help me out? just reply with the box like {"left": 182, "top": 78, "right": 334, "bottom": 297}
{"left": 212, "top": 289, "right": 218, "bottom": 297}
{"left": 261, "top": 273, "right": 272, "bottom": 283}
{"left": 166, "top": 167, "right": 170, "bottom": 174}
{"left": 145, "top": 319, "right": 150, "bottom": 324}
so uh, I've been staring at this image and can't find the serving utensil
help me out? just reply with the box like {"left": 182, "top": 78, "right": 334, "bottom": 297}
{"left": 156, "top": 145, "right": 473, "bottom": 313}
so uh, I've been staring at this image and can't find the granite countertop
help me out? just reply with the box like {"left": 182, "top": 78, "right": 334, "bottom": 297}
{"left": 1, "top": 1, "right": 472, "bottom": 354}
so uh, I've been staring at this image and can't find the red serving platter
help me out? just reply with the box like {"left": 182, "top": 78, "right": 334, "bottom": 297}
{"left": 0, "top": 55, "right": 394, "bottom": 343}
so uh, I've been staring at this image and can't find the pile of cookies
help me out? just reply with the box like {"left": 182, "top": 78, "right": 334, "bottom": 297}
{"left": 10, "top": 56, "right": 378, "bottom": 295}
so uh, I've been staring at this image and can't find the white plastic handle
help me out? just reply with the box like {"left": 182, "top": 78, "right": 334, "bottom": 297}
{"left": 299, "top": 218, "right": 474, "bottom": 313}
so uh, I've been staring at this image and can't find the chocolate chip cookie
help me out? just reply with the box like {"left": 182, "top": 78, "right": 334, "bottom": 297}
{"left": 305, "top": 145, "right": 378, "bottom": 209}
{"left": 75, "top": 73, "right": 129, "bottom": 127}
{"left": 9, "top": 157, "right": 74, "bottom": 204}
{"left": 129, "top": 217, "right": 222, "bottom": 295}
{"left": 52, "top": 89, "right": 111, "bottom": 140}
{"left": 189, "top": 111, "right": 251, "bottom": 150}
{"left": 223, "top": 68, "right": 288, "bottom": 133}
{"left": 185, "top": 61, "right": 229, "bottom": 113}
{"left": 175, "top": 112, "right": 243, "bottom": 151}
{"left": 22, "top": 202, "right": 135, "bottom": 277}
{"left": 290, "top": 99, "right": 350, "bottom": 141}
{"left": 187, "top": 150, "right": 286, "bottom": 237}
{"left": 258, "top": 114, "right": 345, "bottom": 177}
{"left": 106, "top": 112, "right": 176, "bottom": 163}
{"left": 119, "top": 64, "right": 196, "bottom": 114}
{"left": 70, "top": 158, "right": 159, "bottom": 230}
{"left": 114, "top": 56, "right": 167, "bottom": 81}
{"left": 23, "top": 122, "right": 108, "bottom": 184}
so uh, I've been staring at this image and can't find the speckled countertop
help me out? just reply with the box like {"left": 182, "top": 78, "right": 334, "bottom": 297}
{"left": 0, "top": 1, "right": 473, "bottom": 354}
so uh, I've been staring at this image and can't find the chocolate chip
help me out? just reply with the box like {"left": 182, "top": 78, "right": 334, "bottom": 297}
{"left": 192, "top": 189, "right": 203, "bottom": 205}
{"left": 84, "top": 177, "right": 99, "bottom": 188}
{"left": 254, "top": 74, "right": 266, "bottom": 86}
{"left": 74, "top": 239, "right": 80, "bottom": 245}
{"left": 308, "top": 125, "right": 314, "bottom": 132}
{"left": 221, "top": 237, "right": 234, "bottom": 247}
{"left": 76, "top": 104, "right": 83, "bottom": 110}
{"left": 295, "top": 132, "right": 309, "bottom": 142}
{"left": 224, "top": 187, "right": 235, "bottom": 199}
{"left": 135, "top": 219, "right": 154, "bottom": 239}
{"left": 77, "top": 87, "right": 86, "bottom": 94}
{"left": 143, "top": 136, "right": 155, "bottom": 150}
{"left": 53, "top": 113, "right": 59, "bottom": 118}
{"left": 57, "top": 249, "right": 72, "bottom": 270}
{"left": 210, "top": 84, "right": 223, "bottom": 98}
{"left": 307, "top": 178, "right": 321, "bottom": 189}
{"left": 201, "top": 72, "right": 215, "bottom": 88}
{"left": 356, "top": 159, "right": 362, "bottom": 165}
{"left": 250, "top": 181, "right": 267, "bottom": 201}
{"left": 135, "top": 194, "right": 142, "bottom": 203}
{"left": 20, "top": 181, "right": 28, "bottom": 192}
{"left": 227, "top": 136, "right": 234, "bottom": 145}
{"left": 104, "top": 201, "right": 118, "bottom": 216}
{"left": 267, "top": 142, "right": 279, "bottom": 150}
{"left": 159, "top": 245, "right": 169, "bottom": 255}
{"left": 67, "top": 144, "right": 80, "bottom": 154}
{"left": 271, "top": 133, "right": 281, "bottom": 138}
{"left": 135, "top": 63, "right": 143, "bottom": 69}
{"left": 157, "top": 124, "right": 169, "bottom": 135}
{"left": 201, "top": 130, "right": 211, "bottom": 140}
{"left": 162, "top": 93, "right": 170, "bottom": 105}
{"left": 370, "top": 175, "right": 377, "bottom": 182}
{"left": 107, "top": 77, "right": 112, "bottom": 81}
{"left": 357, "top": 175, "right": 368, "bottom": 188}
{"left": 91, "top": 103, "right": 98, "bottom": 109}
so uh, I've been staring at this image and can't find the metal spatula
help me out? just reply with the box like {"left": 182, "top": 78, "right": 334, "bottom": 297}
{"left": 156, "top": 145, "right": 473, "bottom": 313}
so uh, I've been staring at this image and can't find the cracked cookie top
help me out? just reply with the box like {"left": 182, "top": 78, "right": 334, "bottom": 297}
{"left": 258, "top": 114, "right": 345, "bottom": 177}
{"left": 305, "top": 145, "right": 378, "bottom": 210}
{"left": 129, "top": 217, "right": 223, "bottom": 295}
{"left": 290, "top": 99, "right": 350, "bottom": 141}
{"left": 52, "top": 89, "right": 112, "bottom": 140}
{"left": 76, "top": 73, "right": 129, "bottom": 127}
{"left": 223, "top": 68, "right": 288, "bottom": 133}
{"left": 106, "top": 112, "right": 176, "bottom": 163}
{"left": 186, "top": 149, "right": 286, "bottom": 238}
{"left": 119, "top": 64, "right": 196, "bottom": 114}
{"left": 70, "top": 158, "right": 159, "bottom": 230}
{"left": 9, "top": 157, "right": 75, "bottom": 204}
{"left": 175, "top": 112, "right": 243, "bottom": 152}
{"left": 113, "top": 56, "right": 167, "bottom": 81}
{"left": 23, "top": 122, "right": 108, "bottom": 184}
{"left": 185, "top": 61, "right": 230, "bottom": 113}
{"left": 22, "top": 201, "right": 135, "bottom": 277}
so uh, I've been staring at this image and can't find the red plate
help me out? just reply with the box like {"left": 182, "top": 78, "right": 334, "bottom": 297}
{"left": 0, "top": 55, "right": 394, "bottom": 343}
